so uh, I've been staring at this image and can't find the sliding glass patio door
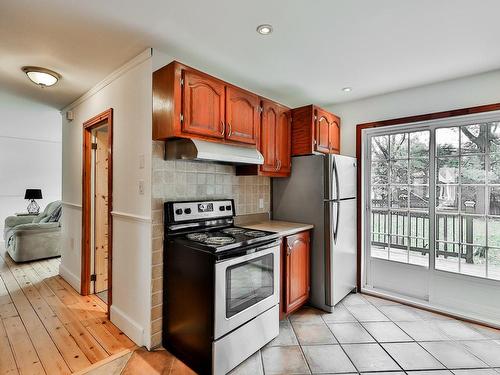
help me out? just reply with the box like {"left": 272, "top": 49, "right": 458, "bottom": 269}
{"left": 363, "top": 114, "right": 500, "bottom": 325}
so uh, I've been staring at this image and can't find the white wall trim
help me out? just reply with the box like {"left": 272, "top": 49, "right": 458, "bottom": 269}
{"left": 59, "top": 263, "right": 81, "bottom": 292}
{"left": 62, "top": 201, "right": 82, "bottom": 209}
{"left": 61, "top": 48, "right": 153, "bottom": 112}
{"left": 110, "top": 304, "right": 145, "bottom": 346}
{"left": 111, "top": 211, "right": 151, "bottom": 223}
{"left": 0, "top": 135, "right": 62, "bottom": 144}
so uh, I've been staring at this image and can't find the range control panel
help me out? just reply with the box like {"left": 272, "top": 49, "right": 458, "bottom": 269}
{"left": 170, "top": 200, "right": 234, "bottom": 222}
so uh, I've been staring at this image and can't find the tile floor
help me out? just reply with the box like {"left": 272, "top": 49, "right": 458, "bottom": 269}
{"left": 229, "top": 293, "right": 500, "bottom": 375}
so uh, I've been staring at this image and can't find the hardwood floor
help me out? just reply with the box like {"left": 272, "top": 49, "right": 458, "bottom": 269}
{"left": 0, "top": 247, "right": 135, "bottom": 375}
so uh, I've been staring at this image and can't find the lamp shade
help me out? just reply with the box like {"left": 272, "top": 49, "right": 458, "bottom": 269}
{"left": 25, "top": 189, "right": 42, "bottom": 200}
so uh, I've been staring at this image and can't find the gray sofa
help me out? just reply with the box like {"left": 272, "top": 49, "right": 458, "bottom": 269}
{"left": 3, "top": 200, "right": 62, "bottom": 262}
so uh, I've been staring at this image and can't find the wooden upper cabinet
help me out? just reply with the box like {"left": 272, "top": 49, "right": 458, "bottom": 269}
{"left": 284, "top": 231, "right": 310, "bottom": 315}
{"left": 315, "top": 108, "right": 331, "bottom": 153}
{"left": 260, "top": 100, "right": 278, "bottom": 173}
{"left": 275, "top": 107, "right": 291, "bottom": 175}
{"left": 225, "top": 86, "right": 259, "bottom": 144}
{"left": 291, "top": 105, "right": 341, "bottom": 156}
{"left": 182, "top": 70, "right": 225, "bottom": 139}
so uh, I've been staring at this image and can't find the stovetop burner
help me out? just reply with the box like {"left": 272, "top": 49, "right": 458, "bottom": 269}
{"left": 186, "top": 233, "right": 209, "bottom": 241}
{"left": 204, "top": 236, "right": 236, "bottom": 246}
{"left": 221, "top": 228, "right": 246, "bottom": 235}
{"left": 244, "top": 230, "right": 267, "bottom": 238}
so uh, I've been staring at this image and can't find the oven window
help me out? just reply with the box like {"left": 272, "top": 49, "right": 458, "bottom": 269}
{"left": 226, "top": 253, "right": 274, "bottom": 318}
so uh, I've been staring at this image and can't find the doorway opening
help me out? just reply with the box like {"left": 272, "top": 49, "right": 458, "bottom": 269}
{"left": 82, "top": 109, "right": 113, "bottom": 314}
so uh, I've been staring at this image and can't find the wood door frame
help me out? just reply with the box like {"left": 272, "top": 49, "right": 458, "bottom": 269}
{"left": 355, "top": 102, "right": 500, "bottom": 291}
{"left": 81, "top": 108, "right": 113, "bottom": 314}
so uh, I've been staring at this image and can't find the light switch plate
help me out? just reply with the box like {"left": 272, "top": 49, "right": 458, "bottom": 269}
{"left": 139, "top": 180, "right": 145, "bottom": 195}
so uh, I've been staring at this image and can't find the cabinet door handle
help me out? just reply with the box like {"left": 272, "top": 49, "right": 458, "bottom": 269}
{"left": 227, "top": 122, "right": 232, "bottom": 137}
{"left": 275, "top": 159, "right": 281, "bottom": 171}
{"left": 278, "top": 159, "right": 281, "bottom": 170}
{"left": 221, "top": 121, "right": 225, "bottom": 135}
{"left": 286, "top": 244, "right": 292, "bottom": 256}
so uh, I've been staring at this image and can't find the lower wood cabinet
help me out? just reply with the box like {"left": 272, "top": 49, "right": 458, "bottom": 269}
{"left": 280, "top": 230, "right": 310, "bottom": 318}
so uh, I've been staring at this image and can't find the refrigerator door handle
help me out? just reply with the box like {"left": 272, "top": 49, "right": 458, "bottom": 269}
{"left": 333, "top": 201, "right": 340, "bottom": 244}
{"left": 332, "top": 157, "right": 340, "bottom": 201}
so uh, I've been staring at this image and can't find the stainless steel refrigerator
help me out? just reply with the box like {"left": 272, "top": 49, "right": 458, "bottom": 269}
{"left": 273, "top": 154, "right": 357, "bottom": 312}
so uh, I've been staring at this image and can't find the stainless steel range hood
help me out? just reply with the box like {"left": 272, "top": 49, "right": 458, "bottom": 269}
{"left": 165, "top": 138, "right": 264, "bottom": 165}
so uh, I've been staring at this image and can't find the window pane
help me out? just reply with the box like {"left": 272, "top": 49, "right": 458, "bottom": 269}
{"left": 390, "top": 211, "right": 408, "bottom": 237}
{"left": 390, "top": 160, "right": 408, "bottom": 183}
{"left": 371, "top": 135, "right": 389, "bottom": 160}
{"left": 390, "top": 186, "right": 408, "bottom": 209}
{"left": 371, "top": 161, "right": 388, "bottom": 184}
{"left": 436, "top": 184, "right": 458, "bottom": 212}
{"left": 436, "top": 242, "right": 460, "bottom": 272}
{"left": 461, "top": 155, "right": 485, "bottom": 184}
{"left": 488, "top": 217, "right": 500, "bottom": 247}
{"left": 436, "top": 214, "right": 460, "bottom": 242}
{"left": 371, "top": 234, "right": 389, "bottom": 260}
{"left": 488, "top": 122, "right": 500, "bottom": 154}
{"left": 488, "top": 248, "right": 500, "bottom": 280}
{"left": 409, "top": 212, "right": 429, "bottom": 238}
{"left": 461, "top": 186, "right": 485, "bottom": 214}
{"left": 437, "top": 157, "right": 458, "bottom": 184}
{"left": 488, "top": 153, "right": 500, "bottom": 184}
{"left": 410, "top": 158, "right": 430, "bottom": 184}
{"left": 461, "top": 215, "right": 486, "bottom": 246}
{"left": 461, "top": 124, "right": 486, "bottom": 154}
{"left": 409, "top": 185, "right": 429, "bottom": 210}
{"left": 410, "top": 245, "right": 429, "bottom": 266}
{"left": 489, "top": 187, "right": 500, "bottom": 215}
{"left": 371, "top": 210, "right": 388, "bottom": 236}
{"left": 460, "top": 245, "right": 486, "bottom": 278}
{"left": 389, "top": 246, "right": 408, "bottom": 263}
{"left": 436, "top": 127, "right": 459, "bottom": 156}
{"left": 390, "top": 133, "right": 408, "bottom": 159}
{"left": 371, "top": 186, "right": 388, "bottom": 208}
{"left": 410, "top": 131, "right": 430, "bottom": 158}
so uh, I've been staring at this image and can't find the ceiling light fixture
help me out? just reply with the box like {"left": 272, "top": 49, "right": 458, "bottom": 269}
{"left": 342, "top": 87, "right": 352, "bottom": 92}
{"left": 22, "top": 66, "right": 61, "bottom": 87}
{"left": 256, "top": 24, "right": 273, "bottom": 35}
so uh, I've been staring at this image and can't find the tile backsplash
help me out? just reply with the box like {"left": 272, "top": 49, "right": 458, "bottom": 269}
{"left": 150, "top": 141, "right": 271, "bottom": 347}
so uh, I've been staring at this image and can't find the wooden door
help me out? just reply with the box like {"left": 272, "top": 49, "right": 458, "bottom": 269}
{"left": 226, "top": 86, "right": 259, "bottom": 144}
{"left": 182, "top": 70, "right": 225, "bottom": 139}
{"left": 260, "top": 100, "right": 278, "bottom": 173}
{"left": 329, "top": 115, "right": 341, "bottom": 153}
{"left": 315, "top": 108, "right": 332, "bottom": 153}
{"left": 285, "top": 231, "right": 310, "bottom": 314}
{"left": 275, "top": 107, "right": 291, "bottom": 175}
{"left": 94, "top": 128, "right": 109, "bottom": 293}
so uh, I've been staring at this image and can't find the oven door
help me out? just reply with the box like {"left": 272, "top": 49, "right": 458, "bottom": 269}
{"left": 214, "top": 241, "right": 280, "bottom": 339}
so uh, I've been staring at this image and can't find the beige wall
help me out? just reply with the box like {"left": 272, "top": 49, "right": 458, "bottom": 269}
{"left": 60, "top": 50, "right": 153, "bottom": 347}
{"left": 150, "top": 140, "right": 271, "bottom": 347}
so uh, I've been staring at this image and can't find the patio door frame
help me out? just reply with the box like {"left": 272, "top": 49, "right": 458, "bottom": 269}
{"left": 356, "top": 102, "right": 500, "bottom": 327}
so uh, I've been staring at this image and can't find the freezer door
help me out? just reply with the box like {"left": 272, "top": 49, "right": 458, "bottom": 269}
{"left": 327, "top": 155, "right": 357, "bottom": 200}
{"left": 325, "top": 199, "right": 357, "bottom": 307}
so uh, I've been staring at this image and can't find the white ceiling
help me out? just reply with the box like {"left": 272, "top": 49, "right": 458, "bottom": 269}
{"left": 2, "top": 0, "right": 500, "bottom": 109}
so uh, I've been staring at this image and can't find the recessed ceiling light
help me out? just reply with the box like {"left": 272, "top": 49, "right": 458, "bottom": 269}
{"left": 22, "top": 66, "right": 61, "bottom": 87}
{"left": 342, "top": 87, "right": 352, "bottom": 92}
{"left": 256, "top": 24, "right": 273, "bottom": 35}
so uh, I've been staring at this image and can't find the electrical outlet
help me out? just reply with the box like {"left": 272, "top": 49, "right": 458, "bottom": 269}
{"left": 259, "top": 198, "right": 264, "bottom": 209}
{"left": 139, "top": 180, "right": 145, "bottom": 195}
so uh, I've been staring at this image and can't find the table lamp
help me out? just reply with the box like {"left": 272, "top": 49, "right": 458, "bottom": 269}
{"left": 25, "top": 189, "right": 43, "bottom": 214}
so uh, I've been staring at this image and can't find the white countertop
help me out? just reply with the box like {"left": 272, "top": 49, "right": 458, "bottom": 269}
{"left": 240, "top": 220, "right": 313, "bottom": 237}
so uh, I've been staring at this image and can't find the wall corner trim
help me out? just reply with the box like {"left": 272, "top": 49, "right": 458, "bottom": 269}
{"left": 61, "top": 48, "right": 153, "bottom": 113}
{"left": 110, "top": 305, "right": 145, "bottom": 346}
{"left": 110, "top": 211, "right": 152, "bottom": 223}
{"left": 62, "top": 201, "right": 83, "bottom": 209}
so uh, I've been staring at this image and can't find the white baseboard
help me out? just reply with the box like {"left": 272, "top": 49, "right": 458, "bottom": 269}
{"left": 110, "top": 304, "right": 145, "bottom": 347}
{"left": 59, "top": 264, "right": 81, "bottom": 292}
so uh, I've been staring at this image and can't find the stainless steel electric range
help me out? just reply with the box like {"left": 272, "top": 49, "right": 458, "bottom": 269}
{"left": 162, "top": 199, "right": 280, "bottom": 375}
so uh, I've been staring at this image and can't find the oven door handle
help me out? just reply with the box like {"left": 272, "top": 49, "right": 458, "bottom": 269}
{"left": 217, "top": 240, "right": 280, "bottom": 266}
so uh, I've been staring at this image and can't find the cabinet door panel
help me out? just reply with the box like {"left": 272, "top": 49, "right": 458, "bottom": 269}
{"left": 285, "top": 231, "right": 310, "bottom": 314}
{"left": 182, "top": 70, "right": 225, "bottom": 138}
{"left": 226, "top": 86, "right": 259, "bottom": 144}
{"left": 329, "top": 116, "right": 340, "bottom": 153}
{"left": 275, "top": 108, "right": 291, "bottom": 175}
{"left": 260, "top": 100, "right": 278, "bottom": 173}
{"left": 315, "top": 108, "right": 331, "bottom": 153}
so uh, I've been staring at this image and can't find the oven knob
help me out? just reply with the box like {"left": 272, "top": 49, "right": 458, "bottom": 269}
{"left": 219, "top": 206, "right": 225, "bottom": 211}
{"left": 184, "top": 208, "right": 192, "bottom": 214}
{"left": 225, "top": 205, "right": 231, "bottom": 211}
{"left": 175, "top": 208, "right": 183, "bottom": 215}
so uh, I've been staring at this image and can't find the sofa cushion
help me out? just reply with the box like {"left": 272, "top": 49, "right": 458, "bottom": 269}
{"left": 48, "top": 205, "right": 62, "bottom": 222}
